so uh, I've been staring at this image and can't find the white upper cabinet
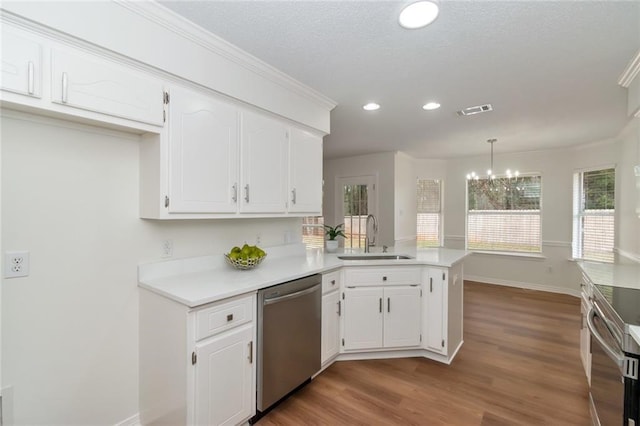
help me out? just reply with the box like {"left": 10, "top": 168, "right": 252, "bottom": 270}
{"left": 240, "top": 111, "right": 288, "bottom": 213}
{"left": 51, "top": 48, "right": 164, "bottom": 126}
{"left": 168, "top": 86, "right": 239, "bottom": 213}
{"left": 1, "top": 26, "right": 42, "bottom": 98}
{"left": 288, "top": 128, "right": 323, "bottom": 214}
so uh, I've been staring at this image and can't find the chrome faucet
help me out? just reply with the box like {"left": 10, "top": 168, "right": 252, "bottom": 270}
{"left": 364, "top": 214, "right": 378, "bottom": 253}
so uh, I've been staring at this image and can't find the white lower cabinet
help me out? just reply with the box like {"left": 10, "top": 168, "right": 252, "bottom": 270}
{"left": 139, "top": 290, "right": 256, "bottom": 426}
{"left": 422, "top": 264, "right": 464, "bottom": 358}
{"left": 342, "top": 267, "right": 422, "bottom": 351}
{"left": 322, "top": 290, "right": 341, "bottom": 364}
{"left": 321, "top": 270, "right": 342, "bottom": 365}
{"left": 194, "top": 324, "right": 254, "bottom": 426}
{"left": 424, "top": 268, "right": 447, "bottom": 354}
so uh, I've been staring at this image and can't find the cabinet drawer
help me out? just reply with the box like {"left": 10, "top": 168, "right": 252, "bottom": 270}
{"left": 344, "top": 267, "right": 421, "bottom": 287}
{"left": 195, "top": 295, "right": 253, "bottom": 341}
{"left": 322, "top": 269, "right": 341, "bottom": 294}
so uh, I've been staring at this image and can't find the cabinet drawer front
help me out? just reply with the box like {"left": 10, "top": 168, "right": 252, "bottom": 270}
{"left": 322, "top": 270, "right": 341, "bottom": 294}
{"left": 344, "top": 267, "right": 421, "bottom": 286}
{"left": 195, "top": 295, "right": 253, "bottom": 341}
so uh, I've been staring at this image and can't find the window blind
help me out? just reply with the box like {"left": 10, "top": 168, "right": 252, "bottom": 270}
{"left": 572, "top": 168, "right": 615, "bottom": 262}
{"left": 466, "top": 175, "right": 542, "bottom": 253}
{"left": 302, "top": 216, "right": 325, "bottom": 249}
{"left": 417, "top": 179, "right": 442, "bottom": 247}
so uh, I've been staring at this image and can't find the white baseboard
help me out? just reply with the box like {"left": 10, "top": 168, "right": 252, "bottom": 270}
{"left": 464, "top": 275, "right": 581, "bottom": 298}
{"left": 115, "top": 413, "right": 140, "bottom": 426}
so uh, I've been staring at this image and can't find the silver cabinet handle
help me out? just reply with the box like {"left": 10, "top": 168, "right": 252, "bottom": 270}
{"left": 291, "top": 188, "right": 297, "bottom": 204}
{"left": 248, "top": 341, "right": 253, "bottom": 364}
{"left": 27, "top": 61, "right": 35, "bottom": 95}
{"left": 232, "top": 183, "right": 238, "bottom": 203}
{"left": 337, "top": 300, "right": 341, "bottom": 316}
{"left": 61, "top": 72, "right": 68, "bottom": 103}
{"left": 244, "top": 184, "right": 250, "bottom": 203}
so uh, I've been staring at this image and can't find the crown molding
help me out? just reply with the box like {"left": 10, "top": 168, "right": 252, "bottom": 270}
{"left": 618, "top": 49, "right": 640, "bottom": 88}
{"left": 114, "top": 0, "right": 337, "bottom": 111}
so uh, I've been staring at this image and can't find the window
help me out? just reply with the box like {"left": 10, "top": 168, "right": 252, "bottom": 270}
{"left": 466, "top": 175, "right": 542, "bottom": 253}
{"left": 572, "top": 167, "right": 615, "bottom": 262}
{"left": 417, "top": 179, "right": 442, "bottom": 247}
{"left": 337, "top": 176, "right": 376, "bottom": 249}
{"left": 302, "top": 216, "right": 325, "bottom": 249}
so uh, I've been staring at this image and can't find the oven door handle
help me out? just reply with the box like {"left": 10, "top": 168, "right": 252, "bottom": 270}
{"left": 263, "top": 284, "right": 320, "bottom": 305}
{"left": 586, "top": 307, "right": 625, "bottom": 369}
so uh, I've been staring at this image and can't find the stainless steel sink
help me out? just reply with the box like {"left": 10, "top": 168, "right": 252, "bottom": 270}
{"left": 337, "top": 255, "right": 413, "bottom": 260}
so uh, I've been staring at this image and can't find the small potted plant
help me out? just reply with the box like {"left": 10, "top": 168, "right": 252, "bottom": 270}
{"left": 323, "top": 223, "right": 346, "bottom": 253}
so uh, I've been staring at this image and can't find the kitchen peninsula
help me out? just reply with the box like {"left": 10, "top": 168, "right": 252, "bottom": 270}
{"left": 138, "top": 244, "right": 468, "bottom": 425}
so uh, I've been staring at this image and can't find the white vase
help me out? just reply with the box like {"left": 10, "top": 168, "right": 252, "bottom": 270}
{"left": 325, "top": 240, "right": 339, "bottom": 253}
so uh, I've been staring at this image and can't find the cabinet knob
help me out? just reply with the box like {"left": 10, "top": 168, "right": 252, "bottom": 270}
{"left": 382, "top": 276, "right": 387, "bottom": 281}
{"left": 226, "top": 313, "right": 233, "bottom": 322}
{"left": 331, "top": 279, "right": 336, "bottom": 285}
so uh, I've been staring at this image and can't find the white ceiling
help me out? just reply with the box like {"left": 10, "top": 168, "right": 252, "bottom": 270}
{"left": 159, "top": 0, "right": 640, "bottom": 160}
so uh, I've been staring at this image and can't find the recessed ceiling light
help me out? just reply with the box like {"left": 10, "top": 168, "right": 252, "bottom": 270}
{"left": 363, "top": 102, "right": 380, "bottom": 111}
{"left": 422, "top": 102, "right": 441, "bottom": 110}
{"left": 399, "top": 1, "right": 439, "bottom": 29}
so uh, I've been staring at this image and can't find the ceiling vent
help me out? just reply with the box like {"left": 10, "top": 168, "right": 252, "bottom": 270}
{"left": 456, "top": 104, "right": 493, "bottom": 116}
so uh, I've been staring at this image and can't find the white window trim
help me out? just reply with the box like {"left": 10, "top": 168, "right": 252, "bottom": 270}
{"left": 572, "top": 164, "right": 616, "bottom": 262}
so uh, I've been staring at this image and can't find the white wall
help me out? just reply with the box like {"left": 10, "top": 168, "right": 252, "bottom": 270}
{"left": 394, "top": 152, "right": 417, "bottom": 243}
{"left": 0, "top": 111, "right": 301, "bottom": 425}
{"left": 323, "top": 152, "right": 395, "bottom": 246}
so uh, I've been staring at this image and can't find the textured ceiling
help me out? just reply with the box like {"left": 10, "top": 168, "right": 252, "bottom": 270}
{"left": 159, "top": 0, "right": 640, "bottom": 159}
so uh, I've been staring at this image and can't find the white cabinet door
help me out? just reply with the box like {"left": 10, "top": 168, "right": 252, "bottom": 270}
{"left": 194, "top": 324, "right": 254, "bottom": 426}
{"left": 51, "top": 48, "right": 164, "bottom": 126}
{"left": 1, "top": 27, "right": 42, "bottom": 98}
{"left": 168, "top": 86, "right": 239, "bottom": 213}
{"left": 383, "top": 286, "right": 422, "bottom": 348}
{"left": 240, "top": 111, "right": 288, "bottom": 213}
{"left": 425, "top": 268, "right": 447, "bottom": 354}
{"left": 343, "top": 287, "right": 383, "bottom": 350}
{"left": 321, "top": 290, "right": 341, "bottom": 364}
{"left": 288, "top": 128, "right": 323, "bottom": 214}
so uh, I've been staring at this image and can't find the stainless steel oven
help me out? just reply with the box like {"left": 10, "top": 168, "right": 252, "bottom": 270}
{"left": 587, "top": 284, "right": 639, "bottom": 426}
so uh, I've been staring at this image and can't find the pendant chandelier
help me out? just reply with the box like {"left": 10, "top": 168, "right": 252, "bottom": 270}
{"left": 466, "top": 138, "right": 519, "bottom": 180}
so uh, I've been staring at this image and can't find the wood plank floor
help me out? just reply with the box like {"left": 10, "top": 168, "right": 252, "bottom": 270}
{"left": 257, "top": 281, "right": 591, "bottom": 425}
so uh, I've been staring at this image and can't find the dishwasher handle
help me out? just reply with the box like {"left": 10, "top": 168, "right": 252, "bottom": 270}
{"left": 263, "top": 283, "right": 320, "bottom": 306}
{"left": 587, "top": 307, "right": 624, "bottom": 370}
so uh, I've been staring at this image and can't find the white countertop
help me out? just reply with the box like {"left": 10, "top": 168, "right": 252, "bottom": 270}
{"left": 631, "top": 326, "right": 640, "bottom": 347}
{"left": 138, "top": 244, "right": 469, "bottom": 308}
{"left": 578, "top": 260, "right": 640, "bottom": 290}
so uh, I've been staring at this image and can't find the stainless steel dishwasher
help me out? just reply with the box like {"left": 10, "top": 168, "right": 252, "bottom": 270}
{"left": 256, "top": 274, "right": 321, "bottom": 413}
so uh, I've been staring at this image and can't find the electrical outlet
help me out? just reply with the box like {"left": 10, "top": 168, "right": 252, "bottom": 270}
{"left": 161, "top": 240, "right": 173, "bottom": 258}
{"left": 4, "top": 251, "right": 29, "bottom": 278}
